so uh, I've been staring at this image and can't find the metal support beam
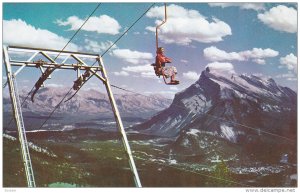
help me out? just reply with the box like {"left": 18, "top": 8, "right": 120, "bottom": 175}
{"left": 9, "top": 61, "right": 102, "bottom": 70}
{"left": 3, "top": 46, "right": 36, "bottom": 187}
{"left": 97, "top": 57, "right": 142, "bottom": 187}
{"left": 71, "top": 54, "right": 106, "bottom": 83}
{"left": 14, "top": 51, "right": 39, "bottom": 76}
{"left": 8, "top": 45, "right": 99, "bottom": 57}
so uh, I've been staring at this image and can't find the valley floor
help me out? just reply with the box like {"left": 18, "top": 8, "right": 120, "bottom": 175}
{"left": 3, "top": 135, "right": 296, "bottom": 187}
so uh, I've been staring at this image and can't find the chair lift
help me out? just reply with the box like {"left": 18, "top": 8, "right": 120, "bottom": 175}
{"left": 152, "top": 3, "right": 179, "bottom": 85}
{"left": 31, "top": 60, "right": 62, "bottom": 102}
{"left": 64, "top": 67, "right": 91, "bottom": 103}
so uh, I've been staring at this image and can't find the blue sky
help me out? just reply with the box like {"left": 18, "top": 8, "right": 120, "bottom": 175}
{"left": 2, "top": 3, "right": 297, "bottom": 98}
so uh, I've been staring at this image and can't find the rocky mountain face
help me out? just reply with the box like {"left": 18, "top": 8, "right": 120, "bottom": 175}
{"left": 3, "top": 87, "right": 171, "bottom": 117}
{"left": 131, "top": 69, "right": 297, "bottom": 163}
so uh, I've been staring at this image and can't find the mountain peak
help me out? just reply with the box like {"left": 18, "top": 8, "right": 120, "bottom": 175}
{"left": 193, "top": 69, "right": 297, "bottom": 104}
{"left": 133, "top": 68, "right": 296, "bottom": 139}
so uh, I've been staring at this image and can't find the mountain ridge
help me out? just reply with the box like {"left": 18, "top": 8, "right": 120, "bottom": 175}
{"left": 3, "top": 87, "right": 172, "bottom": 117}
{"left": 130, "top": 69, "right": 297, "bottom": 163}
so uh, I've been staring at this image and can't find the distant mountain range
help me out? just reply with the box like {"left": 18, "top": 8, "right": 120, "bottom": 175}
{"left": 3, "top": 87, "right": 172, "bottom": 117}
{"left": 131, "top": 69, "right": 297, "bottom": 163}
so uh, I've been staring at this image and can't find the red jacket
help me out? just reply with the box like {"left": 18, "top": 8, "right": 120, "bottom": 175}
{"left": 156, "top": 52, "right": 172, "bottom": 67}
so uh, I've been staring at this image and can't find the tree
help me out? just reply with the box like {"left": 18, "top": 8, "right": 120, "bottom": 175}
{"left": 207, "top": 160, "right": 233, "bottom": 187}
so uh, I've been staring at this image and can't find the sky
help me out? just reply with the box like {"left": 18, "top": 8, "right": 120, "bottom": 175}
{"left": 2, "top": 2, "right": 298, "bottom": 99}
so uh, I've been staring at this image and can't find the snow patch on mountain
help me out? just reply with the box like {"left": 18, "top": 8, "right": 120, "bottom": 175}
{"left": 220, "top": 124, "right": 236, "bottom": 143}
{"left": 181, "top": 95, "right": 212, "bottom": 113}
{"left": 186, "top": 129, "right": 201, "bottom": 137}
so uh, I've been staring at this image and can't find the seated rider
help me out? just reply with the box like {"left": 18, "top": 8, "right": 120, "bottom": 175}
{"left": 155, "top": 47, "right": 179, "bottom": 84}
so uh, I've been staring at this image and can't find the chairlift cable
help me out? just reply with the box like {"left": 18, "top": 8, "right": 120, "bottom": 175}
{"left": 53, "top": 3, "right": 102, "bottom": 61}
{"left": 100, "top": 3, "right": 156, "bottom": 58}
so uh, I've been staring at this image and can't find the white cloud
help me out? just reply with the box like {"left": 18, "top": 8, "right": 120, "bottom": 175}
{"left": 56, "top": 15, "right": 121, "bottom": 35}
{"left": 111, "top": 49, "right": 153, "bottom": 65}
{"left": 208, "top": 3, "right": 265, "bottom": 11}
{"left": 203, "top": 46, "right": 278, "bottom": 62}
{"left": 252, "top": 58, "right": 266, "bottom": 65}
{"left": 245, "top": 48, "right": 278, "bottom": 59}
{"left": 258, "top": 5, "right": 297, "bottom": 33}
{"left": 204, "top": 46, "right": 244, "bottom": 61}
{"left": 121, "top": 64, "right": 157, "bottom": 79}
{"left": 113, "top": 71, "right": 129, "bottom": 76}
{"left": 146, "top": 4, "right": 231, "bottom": 45}
{"left": 3, "top": 19, "right": 78, "bottom": 50}
{"left": 205, "top": 62, "right": 235, "bottom": 74}
{"left": 280, "top": 53, "right": 297, "bottom": 73}
{"left": 122, "top": 65, "right": 153, "bottom": 73}
{"left": 182, "top": 71, "right": 200, "bottom": 80}
{"left": 84, "top": 39, "right": 116, "bottom": 53}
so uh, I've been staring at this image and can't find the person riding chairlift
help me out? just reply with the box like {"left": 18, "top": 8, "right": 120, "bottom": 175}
{"left": 155, "top": 47, "right": 179, "bottom": 84}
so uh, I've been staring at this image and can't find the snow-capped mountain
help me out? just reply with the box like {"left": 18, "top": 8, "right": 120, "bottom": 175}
{"left": 131, "top": 68, "right": 296, "bottom": 162}
{"left": 3, "top": 87, "right": 171, "bottom": 117}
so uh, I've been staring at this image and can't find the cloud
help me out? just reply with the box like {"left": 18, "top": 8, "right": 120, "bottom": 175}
{"left": 121, "top": 64, "right": 157, "bottom": 79}
{"left": 182, "top": 71, "right": 200, "bottom": 80}
{"left": 208, "top": 3, "right": 265, "bottom": 11}
{"left": 204, "top": 46, "right": 244, "bottom": 61}
{"left": 3, "top": 19, "right": 78, "bottom": 50}
{"left": 258, "top": 5, "right": 297, "bottom": 33}
{"left": 84, "top": 39, "right": 117, "bottom": 53}
{"left": 203, "top": 46, "right": 279, "bottom": 62}
{"left": 122, "top": 65, "right": 153, "bottom": 73}
{"left": 113, "top": 71, "right": 129, "bottom": 76}
{"left": 205, "top": 62, "right": 235, "bottom": 74}
{"left": 56, "top": 15, "right": 121, "bottom": 35}
{"left": 252, "top": 59, "right": 266, "bottom": 65}
{"left": 280, "top": 53, "right": 297, "bottom": 73}
{"left": 111, "top": 49, "right": 153, "bottom": 65}
{"left": 146, "top": 4, "right": 232, "bottom": 45}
